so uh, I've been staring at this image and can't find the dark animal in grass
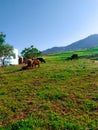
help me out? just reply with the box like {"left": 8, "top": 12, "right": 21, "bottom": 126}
{"left": 21, "top": 59, "right": 33, "bottom": 70}
{"left": 27, "top": 59, "right": 33, "bottom": 68}
{"left": 37, "top": 58, "right": 46, "bottom": 63}
{"left": 71, "top": 54, "right": 78, "bottom": 60}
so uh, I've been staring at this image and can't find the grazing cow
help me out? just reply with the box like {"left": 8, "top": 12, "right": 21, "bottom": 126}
{"left": 71, "top": 54, "right": 78, "bottom": 60}
{"left": 32, "top": 59, "right": 40, "bottom": 68}
{"left": 21, "top": 59, "right": 40, "bottom": 70}
{"left": 37, "top": 58, "right": 46, "bottom": 63}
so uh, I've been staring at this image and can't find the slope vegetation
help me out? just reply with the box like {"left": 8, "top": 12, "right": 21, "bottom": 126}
{"left": 0, "top": 49, "right": 98, "bottom": 129}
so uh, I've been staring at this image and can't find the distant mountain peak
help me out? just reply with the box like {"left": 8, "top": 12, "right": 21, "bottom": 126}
{"left": 42, "top": 34, "right": 98, "bottom": 55}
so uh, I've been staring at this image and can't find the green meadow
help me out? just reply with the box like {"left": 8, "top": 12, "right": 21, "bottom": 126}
{"left": 0, "top": 48, "right": 98, "bottom": 130}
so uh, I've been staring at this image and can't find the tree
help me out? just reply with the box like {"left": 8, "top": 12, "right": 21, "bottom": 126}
{"left": 0, "top": 32, "right": 6, "bottom": 45}
{"left": 0, "top": 32, "right": 14, "bottom": 66}
{"left": 21, "top": 45, "right": 41, "bottom": 59}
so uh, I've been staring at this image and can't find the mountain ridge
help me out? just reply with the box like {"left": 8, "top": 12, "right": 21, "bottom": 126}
{"left": 42, "top": 34, "right": 98, "bottom": 55}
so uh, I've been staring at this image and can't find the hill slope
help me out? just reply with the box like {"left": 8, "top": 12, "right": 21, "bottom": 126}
{"left": 42, "top": 34, "right": 98, "bottom": 54}
{"left": 0, "top": 57, "right": 98, "bottom": 129}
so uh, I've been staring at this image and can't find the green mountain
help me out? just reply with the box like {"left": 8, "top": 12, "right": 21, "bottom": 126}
{"left": 42, "top": 34, "right": 98, "bottom": 55}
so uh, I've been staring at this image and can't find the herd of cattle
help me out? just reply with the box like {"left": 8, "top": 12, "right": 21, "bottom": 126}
{"left": 18, "top": 54, "right": 78, "bottom": 70}
{"left": 18, "top": 57, "right": 46, "bottom": 70}
{"left": 1, "top": 53, "right": 97, "bottom": 68}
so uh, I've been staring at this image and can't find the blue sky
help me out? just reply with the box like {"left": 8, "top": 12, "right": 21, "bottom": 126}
{"left": 0, "top": 0, "right": 98, "bottom": 54}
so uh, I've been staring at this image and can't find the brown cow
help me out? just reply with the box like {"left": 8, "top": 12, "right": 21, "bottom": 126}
{"left": 32, "top": 59, "right": 40, "bottom": 68}
{"left": 27, "top": 59, "right": 40, "bottom": 68}
{"left": 27, "top": 59, "right": 33, "bottom": 68}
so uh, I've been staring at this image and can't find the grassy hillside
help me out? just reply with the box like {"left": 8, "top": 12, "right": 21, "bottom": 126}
{"left": 45, "top": 47, "right": 98, "bottom": 61}
{"left": 0, "top": 49, "right": 98, "bottom": 129}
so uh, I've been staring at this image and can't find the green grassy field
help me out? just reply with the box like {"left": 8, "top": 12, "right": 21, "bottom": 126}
{"left": 0, "top": 48, "right": 98, "bottom": 130}
{"left": 46, "top": 46, "right": 98, "bottom": 60}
